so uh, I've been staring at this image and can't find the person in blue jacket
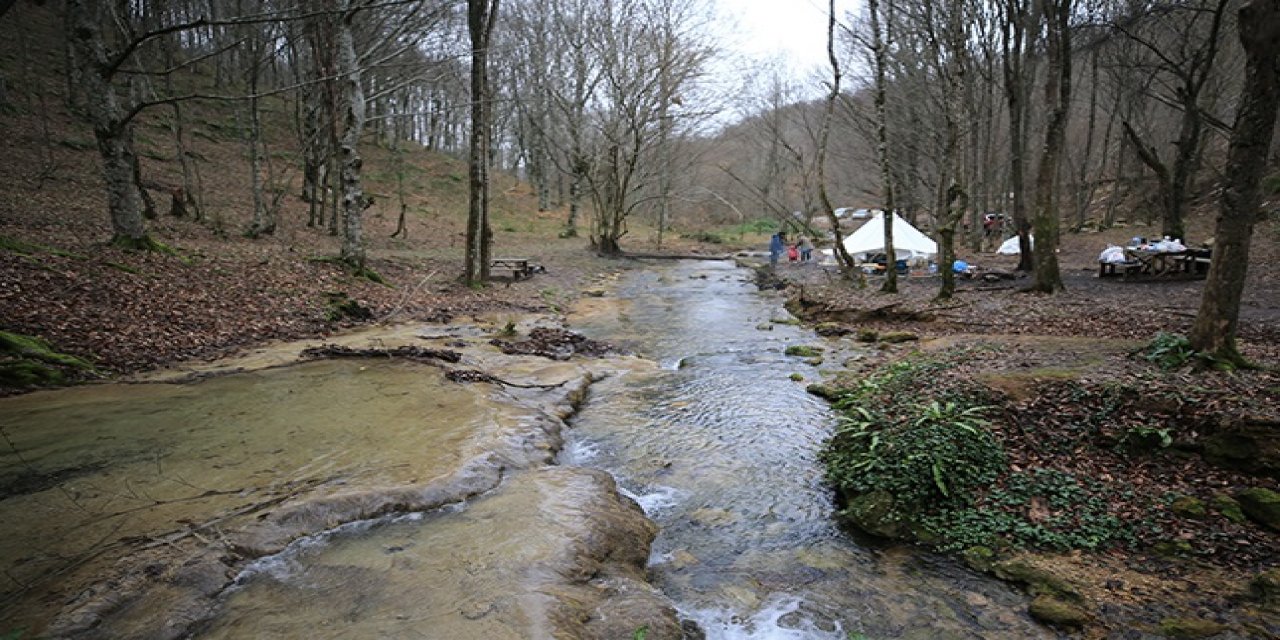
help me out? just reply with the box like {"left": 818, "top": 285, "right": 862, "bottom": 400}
{"left": 769, "top": 232, "right": 786, "bottom": 267}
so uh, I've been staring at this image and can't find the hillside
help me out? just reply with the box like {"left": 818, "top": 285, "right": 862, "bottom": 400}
{"left": 0, "top": 2, "right": 638, "bottom": 383}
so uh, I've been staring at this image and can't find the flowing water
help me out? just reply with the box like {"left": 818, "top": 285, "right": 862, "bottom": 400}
{"left": 1, "top": 261, "right": 1057, "bottom": 639}
{"left": 566, "top": 260, "right": 1055, "bottom": 639}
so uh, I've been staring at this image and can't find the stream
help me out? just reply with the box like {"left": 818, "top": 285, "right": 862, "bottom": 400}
{"left": 565, "top": 260, "right": 1053, "bottom": 639}
{"left": 0, "top": 260, "right": 1056, "bottom": 639}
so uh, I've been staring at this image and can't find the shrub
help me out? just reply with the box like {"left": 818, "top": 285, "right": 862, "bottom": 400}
{"left": 1142, "top": 332, "right": 1196, "bottom": 370}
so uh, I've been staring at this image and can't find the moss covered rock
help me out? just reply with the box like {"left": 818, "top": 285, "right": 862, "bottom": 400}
{"left": 814, "top": 322, "right": 852, "bottom": 337}
{"left": 1202, "top": 419, "right": 1280, "bottom": 479}
{"left": 1157, "top": 617, "right": 1226, "bottom": 638}
{"left": 805, "top": 384, "right": 841, "bottom": 401}
{"left": 784, "top": 345, "right": 823, "bottom": 358}
{"left": 842, "top": 490, "right": 905, "bottom": 539}
{"left": 856, "top": 329, "right": 879, "bottom": 343}
{"left": 1027, "top": 595, "right": 1091, "bottom": 629}
{"left": 1236, "top": 487, "right": 1280, "bottom": 531}
{"left": 1171, "top": 496, "right": 1208, "bottom": 519}
{"left": 1213, "top": 494, "right": 1248, "bottom": 524}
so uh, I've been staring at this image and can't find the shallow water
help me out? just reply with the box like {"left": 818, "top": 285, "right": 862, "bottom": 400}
{"left": 0, "top": 360, "right": 494, "bottom": 632}
{"left": 2, "top": 262, "right": 1058, "bottom": 639}
{"left": 566, "top": 260, "right": 1055, "bottom": 639}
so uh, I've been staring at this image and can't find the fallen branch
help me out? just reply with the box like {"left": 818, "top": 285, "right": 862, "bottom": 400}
{"left": 300, "top": 344, "right": 461, "bottom": 363}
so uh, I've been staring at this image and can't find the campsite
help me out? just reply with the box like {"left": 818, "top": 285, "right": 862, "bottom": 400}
{"left": 2, "top": 0, "right": 1280, "bottom": 639}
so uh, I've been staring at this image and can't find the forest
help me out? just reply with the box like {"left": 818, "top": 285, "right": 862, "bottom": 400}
{"left": 1, "top": 0, "right": 1279, "bottom": 638}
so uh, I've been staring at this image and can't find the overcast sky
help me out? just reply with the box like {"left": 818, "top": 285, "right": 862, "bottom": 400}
{"left": 714, "top": 0, "right": 861, "bottom": 75}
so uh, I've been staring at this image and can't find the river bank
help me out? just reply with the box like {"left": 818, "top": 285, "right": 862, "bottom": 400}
{"left": 756, "top": 250, "right": 1280, "bottom": 638}
{"left": 0, "top": 316, "right": 689, "bottom": 639}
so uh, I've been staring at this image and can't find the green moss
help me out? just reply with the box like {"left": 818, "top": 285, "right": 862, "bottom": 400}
{"left": 1213, "top": 494, "right": 1247, "bottom": 524}
{"left": 1157, "top": 617, "right": 1226, "bottom": 638}
{"left": 1027, "top": 595, "right": 1091, "bottom": 629}
{"left": 0, "top": 360, "right": 64, "bottom": 386}
{"left": 1236, "top": 488, "right": 1280, "bottom": 531}
{"left": 0, "top": 331, "right": 93, "bottom": 370}
{"left": 0, "top": 235, "right": 85, "bottom": 259}
{"left": 789, "top": 373, "right": 805, "bottom": 382}
{"left": 784, "top": 345, "right": 823, "bottom": 357}
{"left": 1170, "top": 496, "right": 1207, "bottom": 519}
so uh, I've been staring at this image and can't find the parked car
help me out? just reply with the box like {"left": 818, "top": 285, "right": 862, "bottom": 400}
{"left": 834, "top": 207, "right": 872, "bottom": 219}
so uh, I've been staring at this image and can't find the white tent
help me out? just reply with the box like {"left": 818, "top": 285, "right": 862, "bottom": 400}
{"left": 841, "top": 211, "right": 938, "bottom": 261}
{"left": 997, "top": 235, "right": 1033, "bottom": 255}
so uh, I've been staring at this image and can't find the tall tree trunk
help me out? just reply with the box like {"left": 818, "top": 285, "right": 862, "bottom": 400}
{"left": 465, "top": 0, "right": 499, "bottom": 285}
{"left": 1002, "top": 0, "right": 1036, "bottom": 271}
{"left": 337, "top": 0, "right": 367, "bottom": 270}
{"left": 1190, "top": 0, "right": 1280, "bottom": 365}
{"left": 1029, "top": 0, "right": 1072, "bottom": 293}
{"left": 66, "top": 0, "right": 150, "bottom": 248}
{"left": 818, "top": 0, "right": 858, "bottom": 278}
{"left": 869, "top": 0, "right": 898, "bottom": 293}
{"left": 937, "top": 0, "right": 971, "bottom": 301}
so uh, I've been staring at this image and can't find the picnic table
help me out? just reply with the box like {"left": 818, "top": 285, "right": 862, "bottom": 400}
{"left": 1098, "top": 248, "right": 1211, "bottom": 279}
{"left": 490, "top": 257, "right": 539, "bottom": 280}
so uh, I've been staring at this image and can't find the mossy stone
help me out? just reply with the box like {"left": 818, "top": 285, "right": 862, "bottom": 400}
{"left": 856, "top": 329, "right": 879, "bottom": 342}
{"left": 991, "top": 560, "right": 1081, "bottom": 601}
{"left": 1236, "top": 487, "right": 1280, "bottom": 531}
{"left": 804, "top": 357, "right": 824, "bottom": 366}
{"left": 1170, "top": 496, "right": 1208, "bottom": 519}
{"left": 961, "top": 546, "right": 996, "bottom": 573}
{"left": 806, "top": 384, "right": 840, "bottom": 401}
{"left": 1027, "top": 595, "right": 1091, "bottom": 629}
{"left": 1212, "top": 494, "right": 1247, "bottom": 524}
{"left": 1157, "top": 617, "right": 1226, "bottom": 638}
{"left": 784, "top": 345, "right": 823, "bottom": 358}
{"left": 842, "top": 490, "right": 905, "bottom": 539}
{"left": 789, "top": 373, "right": 805, "bottom": 382}
{"left": 814, "top": 322, "right": 851, "bottom": 336}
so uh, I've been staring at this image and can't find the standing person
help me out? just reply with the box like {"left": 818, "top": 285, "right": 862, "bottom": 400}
{"left": 799, "top": 236, "right": 814, "bottom": 262}
{"left": 769, "top": 232, "right": 786, "bottom": 267}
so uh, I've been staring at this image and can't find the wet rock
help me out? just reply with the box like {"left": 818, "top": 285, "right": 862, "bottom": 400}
{"left": 814, "top": 322, "right": 853, "bottom": 336}
{"left": 784, "top": 345, "right": 823, "bottom": 358}
{"left": 1028, "top": 595, "right": 1091, "bottom": 629}
{"left": 804, "top": 357, "right": 824, "bottom": 366}
{"left": 790, "top": 373, "right": 805, "bottom": 382}
{"left": 805, "top": 383, "right": 841, "bottom": 401}
{"left": 991, "top": 559, "right": 1083, "bottom": 601}
{"left": 842, "top": 490, "right": 905, "bottom": 539}
{"left": 1235, "top": 487, "right": 1280, "bottom": 531}
{"left": 1157, "top": 617, "right": 1226, "bottom": 638}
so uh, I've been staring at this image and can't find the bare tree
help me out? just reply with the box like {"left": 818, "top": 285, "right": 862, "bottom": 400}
{"left": 867, "top": 0, "right": 900, "bottom": 293}
{"left": 1028, "top": 0, "right": 1072, "bottom": 293}
{"left": 1190, "top": 0, "right": 1280, "bottom": 365}
{"left": 1114, "top": 0, "right": 1232, "bottom": 242}
{"left": 465, "top": 0, "right": 499, "bottom": 285}
{"left": 817, "top": 0, "right": 859, "bottom": 277}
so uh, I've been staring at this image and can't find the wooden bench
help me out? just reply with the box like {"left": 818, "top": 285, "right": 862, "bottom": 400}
{"left": 1098, "top": 260, "right": 1141, "bottom": 278}
{"left": 490, "top": 257, "right": 538, "bottom": 280}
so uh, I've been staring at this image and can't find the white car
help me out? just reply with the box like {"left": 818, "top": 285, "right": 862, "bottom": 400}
{"left": 834, "top": 207, "right": 872, "bottom": 219}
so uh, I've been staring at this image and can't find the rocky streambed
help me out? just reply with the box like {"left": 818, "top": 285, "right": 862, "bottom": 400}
{"left": 0, "top": 316, "right": 679, "bottom": 639}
